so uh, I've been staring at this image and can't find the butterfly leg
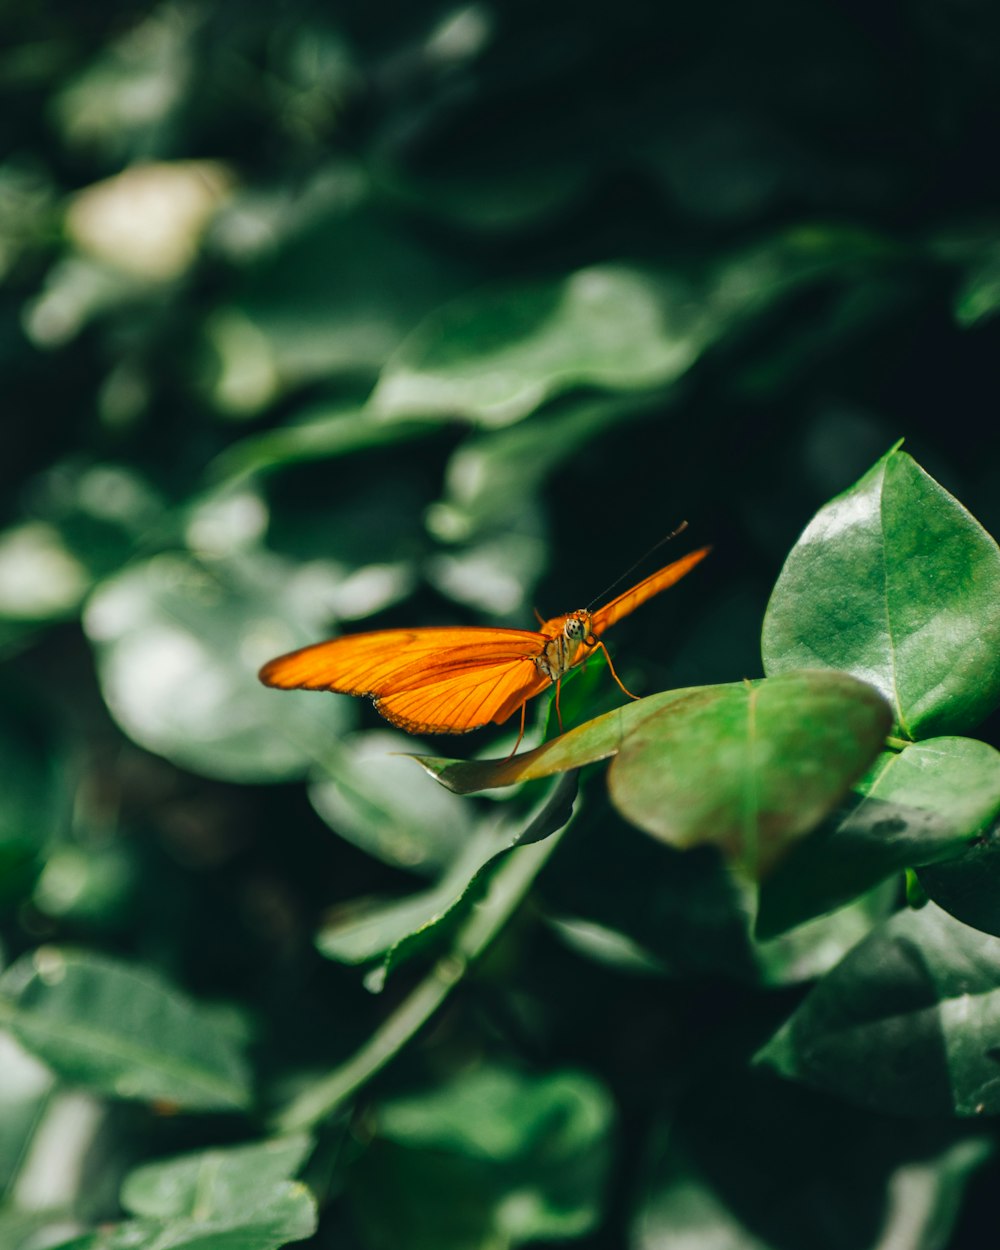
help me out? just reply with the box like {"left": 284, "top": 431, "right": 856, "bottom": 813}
{"left": 554, "top": 677, "right": 565, "bottom": 731}
{"left": 591, "top": 640, "right": 640, "bottom": 701}
{"left": 505, "top": 701, "right": 528, "bottom": 760}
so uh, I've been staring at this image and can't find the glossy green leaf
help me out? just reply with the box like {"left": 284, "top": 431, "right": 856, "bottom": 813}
{"left": 608, "top": 672, "right": 891, "bottom": 879}
{"left": 416, "top": 686, "right": 698, "bottom": 794}
{"left": 762, "top": 446, "right": 1000, "bottom": 739}
{"left": 758, "top": 902, "right": 1000, "bottom": 1115}
{"left": 0, "top": 949, "right": 251, "bottom": 1111}
{"left": 84, "top": 551, "right": 350, "bottom": 783}
{"left": 919, "top": 821, "right": 1000, "bottom": 938}
{"left": 349, "top": 1065, "right": 613, "bottom": 1250}
{"left": 541, "top": 801, "right": 893, "bottom": 987}
{"left": 758, "top": 737, "right": 1000, "bottom": 937}
{"left": 53, "top": 1180, "right": 317, "bottom": 1250}
{"left": 752, "top": 882, "right": 899, "bottom": 987}
{"left": 318, "top": 775, "right": 577, "bottom": 990}
{"left": 121, "top": 1136, "right": 313, "bottom": 1220}
{"left": 314, "top": 834, "right": 502, "bottom": 968}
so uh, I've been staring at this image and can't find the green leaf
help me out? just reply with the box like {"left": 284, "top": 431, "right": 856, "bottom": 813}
{"left": 349, "top": 1065, "right": 614, "bottom": 1250}
{"left": 752, "top": 882, "right": 899, "bottom": 986}
{"left": 758, "top": 737, "right": 1000, "bottom": 936}
{"left": 53, "top": 1180, "right": 316, "bottom": 1250}
{"left": 0, "top": 1030, "right": 56, "bottom": 1192}
{"left": 762, "top": 446, "right": 1000, "bottom": 739}
{"left": 425, "top": 392, "right": 666, "bottom": 542}
{"left": 0, "top": 1205, "right": 75, "bottom": 1250}
{"left": 757, "top": 903, "right": 1000, "bottom": 1116}
{"left": 317, "top": 774, "right": 577, "bottom": 990}
{"left": 0, "top": 522, "right": 90, "bottom": 623}
{"left": 206, "top": 204, "right": 469, "bottom": 413}
{"left": 0, "top": 949, "right": 251, "bottom": 1111}
{"left": 314, "top": 835, "right": 500, "bottom": 969}
{"left": 212, "top": 403, "right": 437, "bottom": 484}
{"left": 121, "top": 1136, "right": 313, "bottom": 1220}
{"left": 0, "top": 464, "right": 166, "bottom": 626}
{"left": 83, "top": 550, "right": 350, "bottom": 783}
{"left": 416, "top": 686, "right": 698, "bottom": 794}
{"left": 369, "top": 227, "right": 896, "bottom": 429}
{"left": 309, "top": 731, "right": 476, "bottom": 876}
{"left": 608, "top": 672, "right": 891, "bottom": 879}
{"left": 953, "top": 242, "right": 1000, "bottom": 327}
{"left": 634, "top": 1069, "right": 990, "bottom": 1250}
{"left": 369, "top": 265, "right": 711, "bottom": 426}
{"left": 919, "top": 822, "right": 1000, "bottom": 938}
{"left": 541, "top": 801, "right": 892, "bottom": 987}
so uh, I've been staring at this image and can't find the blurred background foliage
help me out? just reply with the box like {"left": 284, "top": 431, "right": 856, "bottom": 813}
{"left": 2, "top": 0, "right": 1000, "bottom": 1247}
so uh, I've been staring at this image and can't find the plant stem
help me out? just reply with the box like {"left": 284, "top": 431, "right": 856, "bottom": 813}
{"left": 273, "top": 773, "right": 578, "bottom": 1133}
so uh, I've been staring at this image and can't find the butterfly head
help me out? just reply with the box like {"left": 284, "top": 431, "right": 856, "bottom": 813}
{"left": 563, "top": 611, "right": 592, "bottom": 644}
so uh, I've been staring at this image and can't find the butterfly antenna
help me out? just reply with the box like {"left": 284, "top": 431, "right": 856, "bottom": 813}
{"left": 585, "top": 521, "right": 689, "bottom": 610}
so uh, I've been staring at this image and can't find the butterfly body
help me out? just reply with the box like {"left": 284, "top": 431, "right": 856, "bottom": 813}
{"left": 259, "top": 546, "right": 710, "bottom": 740}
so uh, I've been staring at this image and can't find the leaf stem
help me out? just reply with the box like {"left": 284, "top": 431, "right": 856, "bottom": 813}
{"left": 272, "top": 773, "right": 579, "bottom": 1133}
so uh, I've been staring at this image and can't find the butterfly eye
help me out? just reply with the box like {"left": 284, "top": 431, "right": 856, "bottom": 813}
{"left": 564, "top": 616, "right": 586, "bottom": 641}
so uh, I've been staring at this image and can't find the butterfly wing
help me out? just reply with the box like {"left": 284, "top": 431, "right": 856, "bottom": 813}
{"left": 375, "top": 653, "right": 552, "bottom": 733}
{"left": 590, "top": 547, "right": 711, "bottom": 637}
{"left": 259, "top": 626, "right": 550, "bottom": 733}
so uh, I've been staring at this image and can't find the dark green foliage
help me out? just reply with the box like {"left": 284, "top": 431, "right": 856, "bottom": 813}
{"left": 3, "top": 2, "right": 1000, "bottom": 1247}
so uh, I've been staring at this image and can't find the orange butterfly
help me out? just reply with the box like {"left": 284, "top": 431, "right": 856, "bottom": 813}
{"left": 259, "top": 544, "right": 710, "bottom": 750}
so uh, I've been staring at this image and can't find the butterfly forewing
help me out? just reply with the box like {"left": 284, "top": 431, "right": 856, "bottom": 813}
{"left": 590, "top": 547, "right": 711, "bottom": 637}
{"left": 258, "top": 543, "right": 710, "bottom": 736}
{"left": 258, "top": 626, "right": 545, "bottom": 696}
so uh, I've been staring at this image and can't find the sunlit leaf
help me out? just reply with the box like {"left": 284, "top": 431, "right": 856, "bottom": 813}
{"left": 53, "top": 1181, "right": 316, "bottom": 1250}
{"left": 314, "top": 836, "right": 499, "bottom": 969}
{"left": 608, "top": 672, "right": 891, "bottom": 878}
{"left": 762, "top": 446, "right": 1000, "bottom": 739}
{"left": 0, "top": 1031, "right": 56, "bottom": 1192}
{"left": 416, "top": 686, "right": 697, "bottom": 794}
{"left": 0, "top": 949, "right": 251, "bottom": 1111}
{"left": 121, "top": 1135, "right": 313, "bottom": 1219}
{"left": 318, "top": 775, "right": 577, "bottom": 991}
{"left": 370, "top": 265, "right": 712, "bottom": 426}
{"left": 84, "top": 551, "right": 350, "bottom": 783}
{"left": 310, "top": 731, "right": 477, "bottom": 875}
